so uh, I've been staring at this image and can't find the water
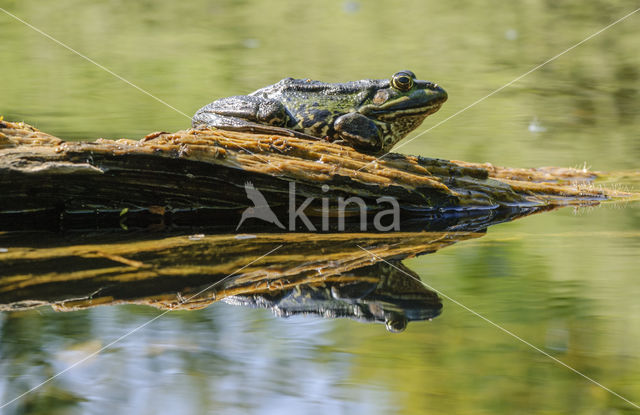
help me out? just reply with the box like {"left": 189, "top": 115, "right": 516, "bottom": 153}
{"left": 1, "top": 0, "right": 640, "bottom": 413}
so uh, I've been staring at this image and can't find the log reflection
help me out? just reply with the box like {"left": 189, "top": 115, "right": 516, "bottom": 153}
{"left": 0, "top": 207, "right": 551, "bottom": 331}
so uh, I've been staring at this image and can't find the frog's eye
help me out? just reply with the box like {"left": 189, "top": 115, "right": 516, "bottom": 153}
{"left": 397, "top": 70, "right": 416, "bottom": 79}
{"left": 391, "top": 72, "right": 414, "bottom": 91}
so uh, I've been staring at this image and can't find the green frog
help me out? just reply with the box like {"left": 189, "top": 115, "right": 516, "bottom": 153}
{"left": 192, "top": 70, "right": 447, "bottom": 154}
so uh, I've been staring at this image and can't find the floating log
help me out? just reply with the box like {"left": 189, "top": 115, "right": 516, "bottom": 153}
{"left": 0, "top": 119, "right": 627, "bottom": 231}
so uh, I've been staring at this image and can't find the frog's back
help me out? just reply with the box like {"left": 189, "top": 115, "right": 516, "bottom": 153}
{"left": 250, "top": 77, "right": 386, "bottom": 110}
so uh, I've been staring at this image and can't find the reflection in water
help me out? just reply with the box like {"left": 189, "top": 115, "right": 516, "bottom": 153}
{"left": 223, "top": 261, "right": 442, "bottom": 333}
{"left": 0, "top": 206, "right": 551, "bottom": 332}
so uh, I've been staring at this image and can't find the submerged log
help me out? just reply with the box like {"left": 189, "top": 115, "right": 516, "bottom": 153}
{"left": 0, "top": 119, "right": 627, "bottom": 231}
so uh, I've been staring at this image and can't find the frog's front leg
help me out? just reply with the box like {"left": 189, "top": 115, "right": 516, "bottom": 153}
{"left": 192, "top": 95, "right": 292, "bottom": 129}
{"left": 334, "top": 112, "right": 384, "bottom": 154}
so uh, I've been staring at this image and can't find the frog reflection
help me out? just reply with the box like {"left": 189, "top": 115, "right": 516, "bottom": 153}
{"left": 222, "top": 261, "right": 442, "bottom": 333}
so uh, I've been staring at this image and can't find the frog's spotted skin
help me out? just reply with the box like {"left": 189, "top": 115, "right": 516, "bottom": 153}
{"left": 192, "top": 71, "right": 447, "bottom": 155}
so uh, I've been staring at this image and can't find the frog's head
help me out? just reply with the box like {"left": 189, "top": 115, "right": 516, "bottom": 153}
{"left": 358, "top": 70, "right": 448, "bottom": 150}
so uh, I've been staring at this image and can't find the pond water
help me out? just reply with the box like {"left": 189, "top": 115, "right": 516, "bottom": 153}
{"left": 1, "top": 0, "right": 640, "bottom": 413}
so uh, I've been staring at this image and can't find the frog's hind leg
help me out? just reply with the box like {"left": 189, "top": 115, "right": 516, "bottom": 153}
{"left": 192, "top": 96, "right": 320, "bottom": 141}
{"left": 192, "top": 95, "right": 291, "bottom": 128}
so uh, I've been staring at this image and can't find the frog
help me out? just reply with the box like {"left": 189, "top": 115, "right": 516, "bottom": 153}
{"left": 192, "top": 70, "right": 447, "bottom": 155}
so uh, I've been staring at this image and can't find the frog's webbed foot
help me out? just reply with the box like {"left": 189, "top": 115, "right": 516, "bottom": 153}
{"left": 334, "top": 113, "right": 384, "bottom": 154}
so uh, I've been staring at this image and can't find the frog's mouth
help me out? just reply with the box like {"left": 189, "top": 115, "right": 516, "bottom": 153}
{"left": 368, "top": 100, "right": 446, "bottom": 121}
{"left": 360, "top": 86, "right": 448, "bottom": 120}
